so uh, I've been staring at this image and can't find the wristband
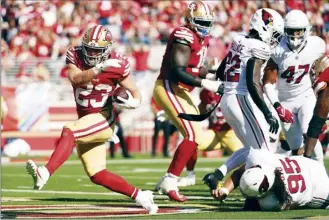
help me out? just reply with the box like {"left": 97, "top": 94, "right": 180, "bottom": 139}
{"left": 273, "top": 102, "right": 281, "bottom": 109}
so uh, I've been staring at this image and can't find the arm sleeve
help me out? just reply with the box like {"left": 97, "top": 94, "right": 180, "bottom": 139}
{"left": 246, "top": 58, "right": 271, "bottom": 115}
{"left": 173, "top": 66, "right": 201, "bottom": 87}
{"left": 216, "top": 56, "right": 228, "bottom": 81}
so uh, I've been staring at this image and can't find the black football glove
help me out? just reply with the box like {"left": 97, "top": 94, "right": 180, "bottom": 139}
{"left": 265, "top": 112, "right": 279, "bottom": 134}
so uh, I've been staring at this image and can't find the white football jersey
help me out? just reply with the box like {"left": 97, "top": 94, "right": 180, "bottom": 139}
{"left": 223, "top": 35, "right": 270, "bottom": 95}
{"left": 271, "top": 36, "right": 326, "bottom": 101}
{"left": 246, "top": 150, "right": 314, "bottom": 207}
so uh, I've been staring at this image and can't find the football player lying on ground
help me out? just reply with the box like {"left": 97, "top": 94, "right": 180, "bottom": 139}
{"left": 25, "top": 25, "right": 158, "bottom": 214}
{"left": 211, "top": 149, "right": 329, "bottom": 211}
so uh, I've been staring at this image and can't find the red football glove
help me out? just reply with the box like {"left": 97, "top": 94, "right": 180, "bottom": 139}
{"left": 274, "top": 103, "right": 294, "bottom": 123}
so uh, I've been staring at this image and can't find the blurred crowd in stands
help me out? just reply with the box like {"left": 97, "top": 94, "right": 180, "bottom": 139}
{"left": 2, "top": 0, "right": 329, "bottom": 65}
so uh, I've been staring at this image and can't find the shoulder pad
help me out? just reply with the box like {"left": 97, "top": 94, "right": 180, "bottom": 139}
{"left": 250, "top": 40, "right": 270, "bottom": 60}
{"left": 66, "top": 46, "right": 77, "bottom": 65}
{"left": 308, "top": 36, "right": 326, "bottom": 57}
{"left": 173, "top": 27, "right": 194, "bottom": 44}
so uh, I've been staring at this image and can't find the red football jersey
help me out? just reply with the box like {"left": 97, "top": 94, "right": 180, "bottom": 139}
{"left": 313, "top": 67, "right": 329, "bottom": 95}
{"left": 158, "top": 26, "right": 209, "bottom": 91}
{"left": 199, "top": 89, "right": 230, "bottom": 132}
{"left": 66, "top": 46, "right": 130, "bottom": 118}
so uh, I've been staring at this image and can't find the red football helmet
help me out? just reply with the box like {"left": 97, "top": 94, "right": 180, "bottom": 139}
{"left": 82, "top": 25, "right": 113, "bottom": 66}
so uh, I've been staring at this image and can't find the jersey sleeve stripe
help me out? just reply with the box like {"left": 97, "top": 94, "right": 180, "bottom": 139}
{"left": 175, "top": 30, "right": 193, "bottom": 37}
{"left": 67, "top": 50, "right": 74, "bottom": 57}
{"left": 174, "top": 34, "right": 194, "bottom": 43}
{"left": 66, "top": 56, "right": 75, "bottom": 64}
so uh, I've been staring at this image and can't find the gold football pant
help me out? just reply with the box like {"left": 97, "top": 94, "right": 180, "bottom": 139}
{"left": 64, "top": 111, "right": 115, "bottom": 177}
{"left": 197, "top": 129, "right": 243, "bottom": 153}
{"left": 153, "top": 79, "right": 221, "bottom": 150}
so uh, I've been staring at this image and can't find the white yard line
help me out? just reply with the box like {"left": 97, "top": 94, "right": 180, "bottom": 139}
{"left": 1, "top": 189, "right": 215, "bottom": 200}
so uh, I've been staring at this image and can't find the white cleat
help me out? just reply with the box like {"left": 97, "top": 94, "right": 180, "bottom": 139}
{"left": 178, "top": 171, "right": 196, "bottom": 187}
{"left": 135, "top": 190, "right": 158, "bottom": 215}
{"left": 155, "top": 174, "right": 187, "bottom": 202}
{"left": 26, "top": 160, "right": 49, "bottom": 190}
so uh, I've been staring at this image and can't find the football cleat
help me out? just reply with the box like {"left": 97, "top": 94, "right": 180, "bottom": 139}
{"left": 177, "top": 171, "right": 196, "bottom": 187}
{"left": 155, "top": 175, "right": 187, "bottom": 202}
{"left": 26, "top": 160, "right": 49, "bottom": 190}
{"left": 135, "top": 190, "right": 158, "bottom": 215}
{"left": 202, "top": 169, "right": 224, "bottom": 190}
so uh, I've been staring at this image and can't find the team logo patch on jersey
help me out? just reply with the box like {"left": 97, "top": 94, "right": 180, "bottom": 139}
{"left": 262, "top": 9, "right": 273, "bottom": 26}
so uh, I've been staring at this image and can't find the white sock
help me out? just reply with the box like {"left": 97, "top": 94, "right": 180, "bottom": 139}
{"left": 218, "top": 147, "right": 250, "bottom": 175}
{"left": 186, "top": 170, "right": 194, "bottom": 176}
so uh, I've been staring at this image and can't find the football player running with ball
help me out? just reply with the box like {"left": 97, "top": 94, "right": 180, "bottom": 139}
{"left": 211, "top": 150, "right": 329, "bottom": 211}
{"left": 153, "top": 1, "right": 223, "bottom": 202}
{"left": 26, "top": 25, "right": 158, "bottom": 214}
{"left": 263, "top": 10, "right": 324, "bottom": 162}
{"left": 203, "top": 8, "right": 284, "bottom": 190}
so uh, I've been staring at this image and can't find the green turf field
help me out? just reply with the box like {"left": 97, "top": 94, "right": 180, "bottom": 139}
{"left": 2, "top": 155, "right": 329, "bottom": 219}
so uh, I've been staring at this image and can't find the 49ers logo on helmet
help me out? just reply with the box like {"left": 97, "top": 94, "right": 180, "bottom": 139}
{"left": 262, "top": 9, "right": 273, "bottom": 26}
{"left": 188, "top": 2, "right": 198, "bottom": 11}
{"left": 105, "top": 30, "right": 113, "bottom": 42}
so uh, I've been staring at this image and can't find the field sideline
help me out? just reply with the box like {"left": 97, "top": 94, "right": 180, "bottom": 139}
{"left": 2, "top": 155, "right": 329, "bottom": 219}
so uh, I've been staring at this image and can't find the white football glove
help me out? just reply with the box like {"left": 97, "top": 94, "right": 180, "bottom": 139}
{"left": 156, "top": 110, "right": 168, "bottom": 122}
{"left": 205, "top": 73, "right": 216, "bottom": 80}
{"left": 116, "top": 90, "right": 141, "bottom": 109}
{"left": 201, "top": 79, "right": 223, "bottom": 93}
{"left": 93, "top": 59, "right": 122, "bottom": 75}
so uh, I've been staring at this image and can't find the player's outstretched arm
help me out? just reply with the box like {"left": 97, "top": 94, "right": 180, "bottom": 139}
{"left": 211, "top": 165, "right": 245, "bottom": 201}
{"left": 67, "top": 63, "right": 97, "bottom": 87}
{"left": 246, "top": 58, "right": 279, "bottom": 134}
{"left": 171, "top": 42, "right": 222, "bottom": 93}
{"left": 304, "top": 86, "right": 329, "bottom": 157}
{"left": 263, "top": 59, "right": 294, "bottom": 123}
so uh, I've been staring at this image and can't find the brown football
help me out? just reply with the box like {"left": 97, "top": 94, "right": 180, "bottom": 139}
{"left": 112, "top": 87, "right": 129, "bottom": 103}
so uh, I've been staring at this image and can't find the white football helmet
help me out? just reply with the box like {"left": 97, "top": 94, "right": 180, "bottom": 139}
{"left": 239, "top": 165, "right": 275, "bottom": 198}
{"left": 284, "top": 10, "right": 311, "bottom": 50}
{"left": 250, "top": 8, "right": 284, "bottom": 48}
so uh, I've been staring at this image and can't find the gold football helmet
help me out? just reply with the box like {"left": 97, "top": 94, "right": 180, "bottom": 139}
{"left": 82, "top": 25, "right": 113, "bottom": 66}
{"left": 185, "top": 1, "right": 215, "bottom": 38}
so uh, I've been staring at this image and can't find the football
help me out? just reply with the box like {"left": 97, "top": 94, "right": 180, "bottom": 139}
{"left": 112, "top": 87, "right": 129, "bottom": 103}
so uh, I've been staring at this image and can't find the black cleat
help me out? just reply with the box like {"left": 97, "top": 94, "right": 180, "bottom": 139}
{"left": 202, "top": 169, "right": 224, "bottom": 190}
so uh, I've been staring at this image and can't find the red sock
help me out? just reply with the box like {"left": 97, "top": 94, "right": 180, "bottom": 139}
{"left": 186, "top": 150, "right": 198, "bottom": 171}
{"left": 45, "top": 128, "right": 75, "bottom": 176}
{"left": 168, "top": 139, "right": 198, "bottom": 176}
{"left": 90, "top": 169, "right": 139, "bottom": 199}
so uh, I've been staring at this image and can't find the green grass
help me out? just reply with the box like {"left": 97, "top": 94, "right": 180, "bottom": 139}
{"left": 2, "top": 155, "right": 329, "bottom": 219}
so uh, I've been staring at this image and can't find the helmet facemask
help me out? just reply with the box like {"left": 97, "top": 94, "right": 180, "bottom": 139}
{"left": 190, "top": 16, "right": 214, "bottom": 38}
{"left": 284, "top": 27, "right": 309, "bottom": 50}
{"left": 82, "top": 43, "right": 112, "bottom": 66}
{"left": 270, "top": 30, "right": 283, "bottom": 48}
